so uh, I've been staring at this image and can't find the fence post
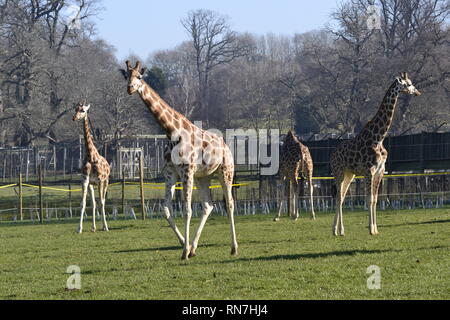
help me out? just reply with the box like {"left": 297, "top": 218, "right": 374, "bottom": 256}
{"left": 39, "top": 163, "right": 44, "bottom": 224}
{"left": 63, "top": 147, "right": 66, "bottom": 180}
{"left": 139, "top": 153, "right": 145, "bottom": 220}
{"left": 53, "top": 145, "right": 57, "bottom": 180}
{"left": 19, "top": 171, "right": 23, "bottom": 221}
{"left": 68, "top": 180, "right": 72, "bottom": 216}
{"left": 122, "top": 167, "right": 126, "bottom": 217}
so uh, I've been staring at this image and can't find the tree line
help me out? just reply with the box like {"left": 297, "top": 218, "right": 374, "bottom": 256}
{"left": 1, "top": 0, "right": 449, "bottom": 148}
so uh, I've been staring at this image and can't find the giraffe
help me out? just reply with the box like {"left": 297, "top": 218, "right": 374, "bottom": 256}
{"left": 273, "top": 130, "right": 315, "bottom": 222}
{"left": 330, "top": 72, "right": 421, "bottom": 236}
{"left": 72, "top": 102, "right": 110, "bottom": 234}
{"left": 121, "top": 61, "right": 238, "bottom": 260}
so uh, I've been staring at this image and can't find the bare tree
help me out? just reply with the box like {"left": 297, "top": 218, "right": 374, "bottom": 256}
{"left": 0, "top": 0, "right": 103, "bottom": 146}
{"left": 181, "top": 9, "right": 250, "bottom": 126}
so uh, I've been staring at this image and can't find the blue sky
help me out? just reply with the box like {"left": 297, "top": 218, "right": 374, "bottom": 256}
{"left": 94, "top": 0, "right": 339, "bottom": 61}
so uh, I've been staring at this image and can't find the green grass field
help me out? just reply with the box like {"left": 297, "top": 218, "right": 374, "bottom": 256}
{"left": 0, "top": 208, "right": 449, "bottom": 300}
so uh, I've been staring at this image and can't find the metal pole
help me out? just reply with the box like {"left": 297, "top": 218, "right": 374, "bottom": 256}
{"left": 139, "top": 153, "right": 145, "bottom": 220}
{"left": 122, "top": 167, "right": 125, "bottom": 217}
{"left": 19, "top": 171, "right": 23, "bottom": 221}
{"left": 39, "top": 163, "right": 43, "bottom": 223}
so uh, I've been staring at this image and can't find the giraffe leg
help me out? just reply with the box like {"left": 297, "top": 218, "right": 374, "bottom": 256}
{"left": 291, "top": 180, "right": 299, "bottom": 221}
{"left": 90, "top": 184, "right": 96, "bottom": 232}
{"left": 287, "top": 180, "right": 295, "bottom": 220}
{"left": 163, "top": 170, "right": 185, "bottom": 246}
{"left": 309, "top": 176, "right": 316, "bottom": 220}
{"left": 77, "top": 176, "right": 90, "bottom": 234}
{"left": 100, "top": 180, "right": 109, "bottom": 232}
{"left": 365, "top": 175, "right": 375, "bottom": 235}
{"left": 371, "top": 170, "right": 384, "bottom": 235}
{"left": 181, "top": 171, "right": 194, "bottom": 260}
{"left": 365, "top": 173, "right": 373, "bottom": 234}
{"left": 333, "top": 172, "right": 354, "bottom": 236}
{"left": 273, "top": 200, "right": 283, "bottom": 222}
{"left": 273, "top": 180, "right": 285, "bottom": 222}
{"left": 189, "top": 177, "right": 213, "bottom": 258}
{"left": 219, "top": 168, "right": 238, "bottom": 256}
{"left": 333, "top": 178, "right": 343, "bottom": 236}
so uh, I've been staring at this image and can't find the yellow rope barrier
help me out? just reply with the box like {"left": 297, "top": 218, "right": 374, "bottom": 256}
{"left": 0, "top": 184, "right": 16, "bottom": 189}
{"left": 21, "top": 184, "right": 83, "bottom": 192}
{"left": 0, "top": 172, "right": 448, "bottom": 192}
{"left": 0, "top": 181, "right": 252, "bottom": 193}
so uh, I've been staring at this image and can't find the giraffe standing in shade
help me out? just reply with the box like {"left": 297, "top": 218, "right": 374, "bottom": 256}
{"left": 72, "top": 102, "right": 110, "bottom": 234}
{"left": 330, "top": 73, "right": 421, "bottom": 236}
{"left": 273, "top": 130, "right": 315, "bottom": 222}
{"left": 121, "top": 61, "right": 237, "bottom": 260}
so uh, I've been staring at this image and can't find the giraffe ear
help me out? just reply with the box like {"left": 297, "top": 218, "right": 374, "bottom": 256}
{"left": 84, "top": 104, "right": 91, "bottom": 112}
{"left": 126, "top": 60, "right": 133, "bottom": 70}
{"left": 140, "top": 68, "right": 147, "bottom": 77}
{"left": 119, "top": 69, "right": 128, "bottom": 80}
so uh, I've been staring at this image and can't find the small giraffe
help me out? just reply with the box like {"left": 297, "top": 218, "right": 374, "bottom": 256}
{"left": 330, "top": 73, "right": 421, "bottom": 236}
{"left": 72, "top": 102, "right": 110, "bottom": 234}
{"left": 121, "top": 61, "right": 237, "bottom": 260}
{"left": 274, "top": 130, "right": 315, "bottom": 222}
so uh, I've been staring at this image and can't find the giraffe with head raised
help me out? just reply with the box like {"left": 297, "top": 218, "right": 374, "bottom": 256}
{"left": 274, "top": 130, "right": 315, "bottom": 222}
{"left": 121, "top": 61, "right": 237, "bottom": 260}
{"left": 330, "top": 72, "right": 421, "bottom": 236}
{"left": 72, "top": 102, "right": 110, "bottom": 234}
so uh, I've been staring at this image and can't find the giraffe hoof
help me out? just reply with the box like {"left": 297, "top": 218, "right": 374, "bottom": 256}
{"left": 231, "top": 247, "right": 238, "bottom": 256}
{"left": 91, "top": 228, "right": 96, "bottom": 233}
{"left": 102, "top": 226, "right": 109, "bottom": 232}
{"left": 188, "top": 250, "right": 197, "bottom": 258}
{"left": 273, "top": 218, "right": 280, "bottom": 222}
{"left": 181, "top": 245, "right": 192, "bottom": 260}
{"left": 76, "top": 229, "right": 82, "bottom": 234}
{"left": 181, "top": 251, "right": 190, "bottom": 260}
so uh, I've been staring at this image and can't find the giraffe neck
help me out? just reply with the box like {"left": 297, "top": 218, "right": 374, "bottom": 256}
{"left": 83, "top": 116, "right": 100, "bottom": 162}
{"left": 360, "top": 81, "right": 400, "bottom": 143}
{"left": 137, "top": 81, "right": 192, "bottom": 138}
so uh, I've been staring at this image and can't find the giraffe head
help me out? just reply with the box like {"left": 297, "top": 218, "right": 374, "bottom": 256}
{"left": 286, "top": 130, "right": 296, "bottom": 140}
{"left": 395, "top": 72, "right": 421, "bottom": 96}
{"left": 120, "top": 60, "right": 147, "bottom": 95}
{"left": 72, "top": 102, "right": 91, "bottom": 121}
{"left": 285, "top": 130, "right": 300, "bottom": 144}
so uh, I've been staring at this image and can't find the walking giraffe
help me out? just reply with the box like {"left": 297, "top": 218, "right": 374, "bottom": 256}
{"left": 330, "top": 73, "right": 421, "bottom": 236}
{"left": 273, "top": 130, "right": 315, "bottom": 222}
{"left": 121, "top": 61, "right": 237, "bottom": 260}
{"left": 72, "top": 102, "right": 110, "bottom": 233}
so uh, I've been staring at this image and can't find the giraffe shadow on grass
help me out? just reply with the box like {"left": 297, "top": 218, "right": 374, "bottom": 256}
{"left": 114, "top": 243, "right": 221, "bottom": 254}
{"left": 381, "top": 219, "right": 450, "bottom": 229}
{"left": 219, "top": 244, "right": 450, "bottom": 264}
{"left": 225, "top": 248, "right": 393, "bottom": 263}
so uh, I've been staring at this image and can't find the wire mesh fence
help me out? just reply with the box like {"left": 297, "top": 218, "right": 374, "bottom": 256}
{"left": 1, "top": 173, "right": 449, "bottom": 224}
{"left": 1, "top": 131, "right": 449, "bottom": 224}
